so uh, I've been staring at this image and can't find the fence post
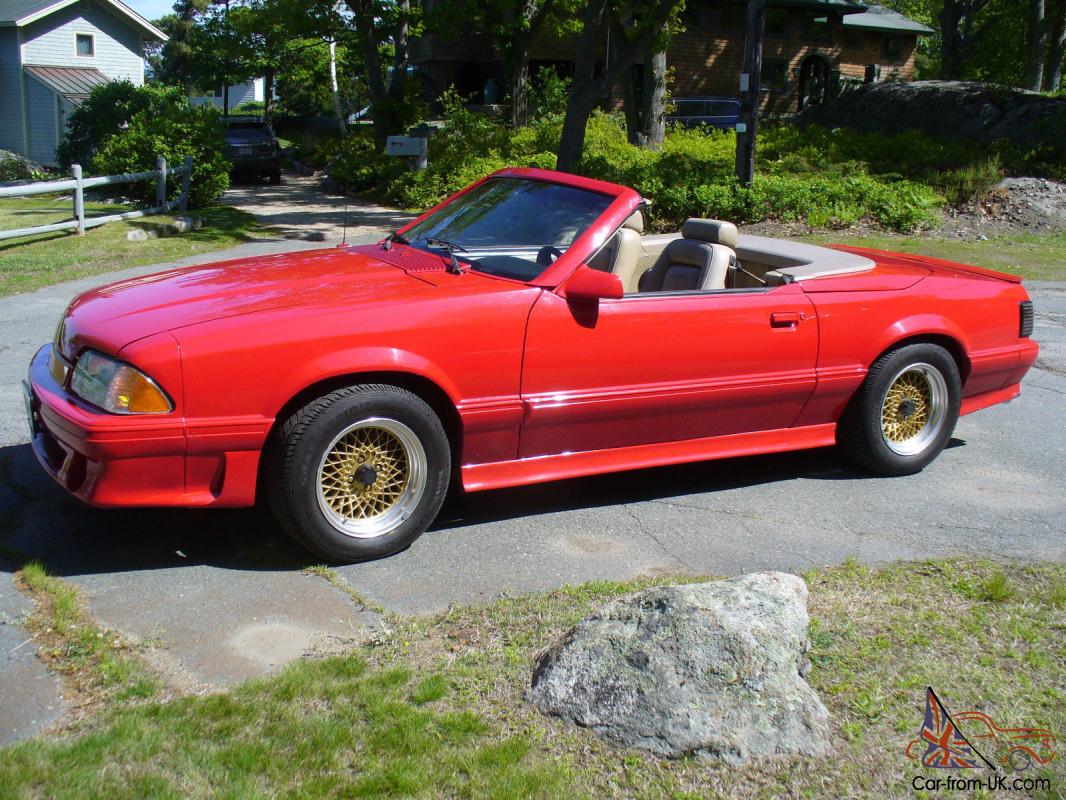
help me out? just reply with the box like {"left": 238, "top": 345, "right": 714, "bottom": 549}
{"left": 156, "top": 156, "right": 167, "bottom": 211}
{"left": 72, "top": 164, "right": 85, "bottom": 235}
{"left": 180, "top": 156, "right": 192, "bottom": 213}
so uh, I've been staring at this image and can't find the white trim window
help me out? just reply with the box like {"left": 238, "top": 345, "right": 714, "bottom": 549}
{"left": 75, "top": 32, "right": 95, "bottom": 58}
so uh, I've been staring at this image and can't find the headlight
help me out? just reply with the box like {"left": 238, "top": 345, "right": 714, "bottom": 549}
{"left": 69, "top": 350, "right": 173, "bottom": 414}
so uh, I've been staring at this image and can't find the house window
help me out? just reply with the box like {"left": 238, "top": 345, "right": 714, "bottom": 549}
{"left": 75, "top": 33, "right": 94, "bottom": 57}
{"left": 882, "top": 36, "right": 902, "bottom": 60}
{"left": 760, "top": 59, "right": 789, "bottom": 91}
{"left": 800, "top": 14, "right": 832, "bottom": 43}
{"left": 844, "top": 30, "right": 865, "bottom": 50}
{"left": 719, "top": 3, "right": 746, "bottom": 31}
{"left": 765, "top": 9, "right": 789, "bottom": 37}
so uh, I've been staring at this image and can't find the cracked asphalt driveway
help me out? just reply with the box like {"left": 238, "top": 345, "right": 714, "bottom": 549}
{"left": 0, "top": 224, "right": 1064, "bottom": 744}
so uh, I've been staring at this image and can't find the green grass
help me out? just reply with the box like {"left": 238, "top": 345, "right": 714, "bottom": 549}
{"left": 1, "top": 559, "right": 1063, "bottom": 798}
{"left": 0, "top": 197, "right": 270, "bottom": 297}
{"left": 15, "top": 563, "right": 158, "bottom": 705}
{"left": 804, "top": 230, "right": 1066, "bottom": 282}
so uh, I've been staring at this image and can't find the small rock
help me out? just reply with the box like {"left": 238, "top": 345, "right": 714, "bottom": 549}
{"left": 125, "top": 229, "right": 149, "bottom": 241}
{"left": 170, "top": 216, "right": 198, "bottom": 234}
{"left": 529, "top": 572, "right": 830, "bottom": 764}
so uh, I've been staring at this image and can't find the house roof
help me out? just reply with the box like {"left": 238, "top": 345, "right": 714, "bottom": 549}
{"left": 24, "top": 64, "right": 111, "bottom": 103}
{"left": 0, "top": 0, "right": 168, "bottom": 41}
{"left": 774, "top": 0, "right": 869, "bottom": 15}
{"left": 820, "top": 4, "right": 935, "bottom": 33}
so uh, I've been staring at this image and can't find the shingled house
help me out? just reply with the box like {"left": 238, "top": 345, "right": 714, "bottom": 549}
{"left": 0, "top": 0, "right": 166, "bottom": 166}
{"left": 410, "top": 1, "right": 932, "bottom": 115}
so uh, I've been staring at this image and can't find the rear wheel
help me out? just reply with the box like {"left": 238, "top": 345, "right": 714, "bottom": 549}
{"left": 839, "top": 343, "right": 961, "bottom": 476}
{"left": 266, "top": 385, "right": 450, "bottom": 562}
{"left": 269, "top": 170, "right": 282, "bottom": 185}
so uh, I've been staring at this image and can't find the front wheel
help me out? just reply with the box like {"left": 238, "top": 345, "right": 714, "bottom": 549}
{"left": 838, "top": 343, "right": 961, "bottom": 476}
{"left": 265, "top": 384, "right": 451, "bottom": 562}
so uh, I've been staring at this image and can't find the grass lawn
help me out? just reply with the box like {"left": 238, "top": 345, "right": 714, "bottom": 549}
{"left": 0, "top": 197, "right": 270, "bottom": 298}
{"left": 804, "top": 231, "right": 1066, "bottom": 282}
{"left": 1, "top": 558, "right": 1062, "bottom": 799}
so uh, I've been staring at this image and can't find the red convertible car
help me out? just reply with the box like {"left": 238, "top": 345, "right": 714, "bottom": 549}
{"left": 24, "top": 168, "right": 1038, "bottom": 561}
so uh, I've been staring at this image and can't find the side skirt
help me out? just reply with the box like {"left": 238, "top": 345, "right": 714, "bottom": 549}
{"left": 461, "top": 423, "right": 838, "bottom": 493}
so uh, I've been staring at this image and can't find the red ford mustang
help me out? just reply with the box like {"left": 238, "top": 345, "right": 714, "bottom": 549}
{"left": 24, "top": 168, "right": 1039, "bottom": 561}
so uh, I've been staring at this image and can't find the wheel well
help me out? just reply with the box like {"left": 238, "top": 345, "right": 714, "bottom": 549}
{"left": 261, "top": 371, "right": 463, "bottom": 482}
{"left": 876, "top": 334, "right": 971, "bottom": 384}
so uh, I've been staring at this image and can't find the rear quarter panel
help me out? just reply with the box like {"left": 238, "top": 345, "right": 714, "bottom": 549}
{"left": 795, "top": 261, "right": 1032, "bottom": 426}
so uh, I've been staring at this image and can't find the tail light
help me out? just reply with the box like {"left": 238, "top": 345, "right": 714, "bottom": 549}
{"left": 1019, "top": 301, "right": 1034, "bottom": 338}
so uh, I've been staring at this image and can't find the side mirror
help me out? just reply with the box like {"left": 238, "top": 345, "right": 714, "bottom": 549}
{"left": 560, "top": 265, "right": 624, "bottom": 303}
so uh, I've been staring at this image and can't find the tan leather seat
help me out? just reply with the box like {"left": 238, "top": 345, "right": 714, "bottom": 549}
{"left": 587, "top": 209, "right": 647, "bottom": 293}
{"left": 638, "top": 239, "right": 732, "bottom": 292}
{"left": 637, "top": 215, "right": 736, "bottom": 293}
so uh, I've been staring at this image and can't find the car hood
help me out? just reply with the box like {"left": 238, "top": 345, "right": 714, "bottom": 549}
{"left": 60, "top": 245, "right": 460, "bottom": 357}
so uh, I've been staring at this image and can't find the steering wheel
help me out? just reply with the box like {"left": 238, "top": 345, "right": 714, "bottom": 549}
{"left": 536, "top": 245, "right": 563, "bottom": 266}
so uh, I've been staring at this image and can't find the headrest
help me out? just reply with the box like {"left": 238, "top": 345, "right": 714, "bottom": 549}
{"left": 622, "top": 209, "right": 644, "bottom": 233}
{"left": 682, "top": 218, "right": 739, "bottom": 249}
{"left": 663, "top": 237, "right": 713, "bottom": 268}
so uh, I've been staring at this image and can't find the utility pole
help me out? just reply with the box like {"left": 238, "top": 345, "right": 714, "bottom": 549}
{"left": 735, "top": 0, "right": 766, "bottom": 185}
{"left": 222, "top": 0, "right": 231, "bottom": 116}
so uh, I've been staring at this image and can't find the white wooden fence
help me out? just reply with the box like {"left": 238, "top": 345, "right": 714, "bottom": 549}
{"left": 0, "top": 156, "right": 193, "bottom": 243}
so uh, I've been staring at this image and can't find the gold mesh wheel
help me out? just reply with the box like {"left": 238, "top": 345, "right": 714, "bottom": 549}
{"left": 315, "top": 418, "right": 426, "bottom": 539}
{"left": 879, "top": 363, "right": 948, "bottom": 456}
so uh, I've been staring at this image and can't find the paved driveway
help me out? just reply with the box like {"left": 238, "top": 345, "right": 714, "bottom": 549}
{"left": 1, "top": 229, "right": 1063, "bottom": 745}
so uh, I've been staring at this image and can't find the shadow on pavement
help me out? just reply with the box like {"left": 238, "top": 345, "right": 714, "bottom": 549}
{"left": 2, "top": 433, "right": 964, "bottom": 576}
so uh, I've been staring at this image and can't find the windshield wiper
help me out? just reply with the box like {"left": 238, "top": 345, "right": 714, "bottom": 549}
{"left": 382, "top": 231, "right": 409, "bottom": 251}
{"left": 423, "top": 237, "right": 466, "bottom": 275}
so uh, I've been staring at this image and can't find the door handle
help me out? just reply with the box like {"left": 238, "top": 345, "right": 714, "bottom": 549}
{"left": 771, "top": 311, "right": 801, "bottom": 328}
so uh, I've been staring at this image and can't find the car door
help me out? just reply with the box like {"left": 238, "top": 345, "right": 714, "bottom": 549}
{"left": 518, "top": 283, "right": 819, "bottom": 458}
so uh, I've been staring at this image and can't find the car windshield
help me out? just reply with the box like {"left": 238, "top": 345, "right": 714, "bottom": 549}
{"left": 400, "top": 177, "right": 614, "bottom": 281}
{"left": 224, "top": 123, "right": 273, "bottom": 142}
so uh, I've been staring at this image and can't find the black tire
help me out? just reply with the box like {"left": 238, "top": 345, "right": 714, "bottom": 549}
{"left": 838, "top": 343, "right": 961, "bottom": 476}
{"left": 269, "top": 170, "right": 282, "bottom": 185}
{"left": 265, "top": 384, "right": 450, "bottom": 562}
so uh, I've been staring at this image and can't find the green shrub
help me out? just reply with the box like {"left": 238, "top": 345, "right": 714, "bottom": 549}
{"left": 527, "top": 67, "right": 571, "bottom": 120}
{"left": 91, "top": 103, "right": 230, "bottom": 208}
{"left": 325, "top": 107, "right": 1046, "bottom": 232}
{"left": 57, "top": 82, "right": 187, "bottom": 169}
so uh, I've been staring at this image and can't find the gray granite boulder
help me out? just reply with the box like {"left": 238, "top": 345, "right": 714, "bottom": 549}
{"left": 529, "top": 572, "right": 830, "bottom": 764}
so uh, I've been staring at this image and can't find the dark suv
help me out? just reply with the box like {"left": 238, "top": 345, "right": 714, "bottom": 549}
{"left": 222, "top": 117, "right": 282, "bottom": 184}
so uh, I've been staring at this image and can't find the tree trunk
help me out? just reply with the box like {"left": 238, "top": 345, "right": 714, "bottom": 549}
{"left": 639, "top": 30, "right": 667, "bottom": 150}
{"left": 264, "top": 67, "right": 275, "bottom": 124}
{"left": 511, "top": 53, "right": 532, "bottom": 127}
{"left": 330, "top": 40, "right": 349, "bottom": 135}
{"left": 939, "top": 0, "right": 964, "bottom": 79}
{"left": 557, "top": 0, "right": 679, "bottom": 171}
{"left": 1047, "top": 0, "right": 1066, "bottom": 90}
{"left": 557, "top": 0, "right": 610, "bottom": 171}
{"left": 391, "top": 0, "right": 410, "bottom": 99}
{"left": 349, "top": 0, "right": 390, "bottom": 148}
{"left": 1025, "top": 0, "right": 1048, "bottom": 90}
{"left": 622, "top": 64, "right": 641, "bottom": 144}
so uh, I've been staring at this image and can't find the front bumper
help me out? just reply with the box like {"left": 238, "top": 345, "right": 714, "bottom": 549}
{"left": 25, "top": 345, "right": 187, "bottom": 507}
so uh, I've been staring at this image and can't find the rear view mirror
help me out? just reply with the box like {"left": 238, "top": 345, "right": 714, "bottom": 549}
{"left": 560, "top": 265, "right": 624, "bottom": 303}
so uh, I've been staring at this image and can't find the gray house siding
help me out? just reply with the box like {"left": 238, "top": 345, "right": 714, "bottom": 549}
{"left": 21, "top": 3, "right": 144, "bottom": 83}
{"left": 0, "top": 27, "right": 26, "bottom": 153}
{"left": 25, "top": 75, "right": 56, "bottom": 164}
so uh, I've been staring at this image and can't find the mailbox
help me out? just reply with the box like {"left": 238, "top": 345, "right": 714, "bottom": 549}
{"left": 386, "top": 136, "right": 427, "bottom": 157}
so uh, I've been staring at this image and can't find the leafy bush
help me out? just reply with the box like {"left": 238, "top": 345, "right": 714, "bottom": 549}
{"left": 91, "top": 103, "right": 230, "bottom": 208}
{"left": 527, "top": 67, "right": 572, "bottom": 120}
{"left": 325, "top": 103, "right": 1066, "bottom": 232}
{"left": 0, "top": 152, "right": 47, "bottom": 182}
{"left": 57, "top": 82, "right": 187, "bottom": 168}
